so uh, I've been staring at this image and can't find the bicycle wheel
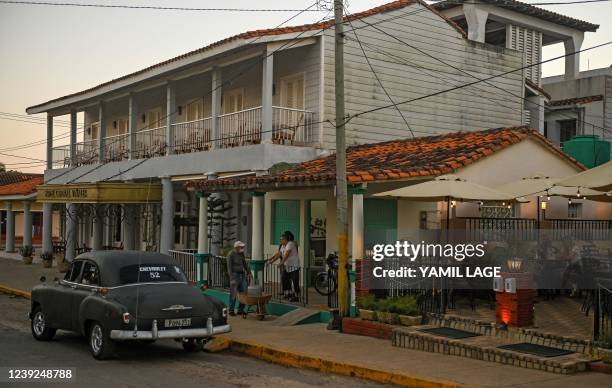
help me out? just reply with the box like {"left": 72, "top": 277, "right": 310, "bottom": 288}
{"left": 314, "top": 272, "right": 331, "bottom": 296}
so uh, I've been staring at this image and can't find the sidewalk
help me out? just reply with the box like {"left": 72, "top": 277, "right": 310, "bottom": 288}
{"left": 1, "top": 255, "right": 609, "bottom": 387}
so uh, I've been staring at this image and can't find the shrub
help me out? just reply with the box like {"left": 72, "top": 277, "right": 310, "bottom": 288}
{"left": 19, "top": 245, "right": 34, "bottom": 258}
{"left": 357, "top": 295, "right": 419, "bottom": 316}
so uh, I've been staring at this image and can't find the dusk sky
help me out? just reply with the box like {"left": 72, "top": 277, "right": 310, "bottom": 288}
{"left": 1, "top": 0, "right": 610, "bottom": 173}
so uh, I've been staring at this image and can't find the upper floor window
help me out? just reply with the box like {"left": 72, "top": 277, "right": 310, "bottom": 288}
{"left": 146, "top": 108, "right": 163, "bottom": 129}
{"left": 559, "top": 119, "right": 577, "bottom": 145}
{"left": 223, "top": 89, "right": 244, "bottom": 114}
{"left": 186, "top": 98, "right": 204, "bottom": 121}
{"left": 280, "top": 74, "right": 305, "bottom": 109}
{"left": 568, "top": 202, "right": 582, "bottom": 219}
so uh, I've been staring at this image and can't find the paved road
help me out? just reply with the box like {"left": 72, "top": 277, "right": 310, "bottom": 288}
{"left": 0, "top": 294, "right": 386, "bottom": 388}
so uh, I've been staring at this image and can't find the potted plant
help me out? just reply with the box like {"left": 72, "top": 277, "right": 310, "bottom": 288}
{"left": 19, "top": 245, "right": 34, "bottom": 265}
{"left": 594, "top": 332, "right": 612, "bottom": 364}
{"left": 40, "top": 252, "right": 53, "bottom": 269}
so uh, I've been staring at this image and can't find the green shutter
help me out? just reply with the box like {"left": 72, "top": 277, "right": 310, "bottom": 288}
{"left": 272, "top": 200, "right": 300, "bottom": 245}
{"left": 364, "top": 199, "right": 397, "bottom": 248}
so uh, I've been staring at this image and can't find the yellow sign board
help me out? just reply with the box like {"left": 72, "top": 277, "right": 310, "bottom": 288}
{"left": 37, "top": 183, "right": 162, "bottom": 204}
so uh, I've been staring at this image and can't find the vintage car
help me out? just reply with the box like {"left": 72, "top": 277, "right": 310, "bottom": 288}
{"left": 29, "top": 251, "right": 230, "bottom": 359}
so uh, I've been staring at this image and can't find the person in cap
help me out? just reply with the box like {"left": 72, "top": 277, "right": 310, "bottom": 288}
{"left": 227, "top": 241, "right": 250, "bottom": 316}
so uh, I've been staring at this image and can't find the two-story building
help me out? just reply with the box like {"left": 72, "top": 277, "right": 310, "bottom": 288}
{"left": 25, "top": 0, "right": 599, "bottom": 269}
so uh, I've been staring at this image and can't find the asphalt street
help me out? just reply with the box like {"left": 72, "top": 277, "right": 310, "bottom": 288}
{"left": 0, "top": 294, "right": 386, "bottom": 388}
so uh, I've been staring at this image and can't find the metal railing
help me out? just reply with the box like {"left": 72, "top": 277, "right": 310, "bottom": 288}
{"left": 103, "top": 133, "right": 130, "bottom": 162}
{"left": 52, "top": 145, "right": 71, "bottom": 169}
{"left": 209, "top": 255, "right": 230, "bottom": 289}
{"left": 549, "top": 219, "right": 612, "bottom": 241}
{"left": 172, "top": 118, "right": 212, "bottom": 154}
{"left": 594, "top": 283, "right": 612, "bottom": 341}
{"left": 134, "top": 126, "right": 167, "bottom": 159}
{"left": 74, "top": 139, "right": 99, "bottom": 166}
{"left": 168, "top": 249, "right": 198, "bottom": 282}
{"left": 272, "top": 106, "right": 315, "bottom": 146}
{"left": 263, "top": 262, "right": 307, "bottom": 306}
{"left": 218, "top": 107, "right": 263, "bottom": 148}
{"left": 461, "top": 217, "right": 537, "bottom": 241}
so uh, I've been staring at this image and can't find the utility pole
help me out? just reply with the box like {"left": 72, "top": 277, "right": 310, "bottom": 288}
{"left": 334, "top": 0, "right": 349, "bottom": 321}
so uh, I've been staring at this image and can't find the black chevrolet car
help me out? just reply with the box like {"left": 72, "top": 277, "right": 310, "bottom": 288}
{"left": 29, "top": 251, "right": 230, "bottom": 359}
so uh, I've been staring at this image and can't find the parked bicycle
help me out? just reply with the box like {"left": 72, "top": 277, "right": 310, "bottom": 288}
{"left": 314, "top": 253, "right": 338, "bottom": 296}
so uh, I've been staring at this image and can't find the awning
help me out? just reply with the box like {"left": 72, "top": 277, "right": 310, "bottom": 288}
{"left": 36, "top": 183, "right": 162, "bottom": 204}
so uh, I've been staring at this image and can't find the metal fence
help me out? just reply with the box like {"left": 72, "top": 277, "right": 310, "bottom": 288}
{"left": 462, "top": 217, "right": 537, "bottom": 241}
{"left": 209, "top": 255, "right": 230, "bottom": 289}
{"left": 550, "top": 219, "right": 612, "bottom": 241}
{"left": 262, "top": 263, "right": 307, "bottom": 306}
{"left": 594, "top": 283, "right": 612, "bottom": 341}
{"left": 168, "top": 249, "right": 198, "bottom": 282}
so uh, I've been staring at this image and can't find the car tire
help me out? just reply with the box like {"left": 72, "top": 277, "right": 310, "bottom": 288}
{"left": 31, "top": 306, "right": 56, "bottom": 341}
{"left": 182, "top": 338, "right": 199, "bottom": 352}
{"left": 89, "top": 322, "right": 116, "bottom": 360}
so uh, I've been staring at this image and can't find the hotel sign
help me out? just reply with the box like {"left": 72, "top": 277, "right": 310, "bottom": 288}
{"left": 37, "top": 183, "right": 162, "bottom": 204}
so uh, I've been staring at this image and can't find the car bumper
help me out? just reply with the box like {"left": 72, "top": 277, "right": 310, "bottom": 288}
{"left": 110, "top": 317, "right": 231, "bottom": 340}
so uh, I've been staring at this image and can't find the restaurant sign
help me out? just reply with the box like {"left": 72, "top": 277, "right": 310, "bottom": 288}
{"left": 37, "top": 183, "right": 162, "bottom": 204}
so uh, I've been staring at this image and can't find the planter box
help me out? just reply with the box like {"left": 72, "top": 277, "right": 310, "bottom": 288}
{"left": 377, "top": 311, "right": 399, "bottom": 324}
{"left": 399, "top": 314, "right": 422, "bottom": 326}
{"left": 598, "top": 348, "right": 612, "bottom": 364}
{"left": 22, "top": 256, "right": 33, "bottom": 265}
{"left": 359, "top": 309, "right": 376, "bottom": 321}
{"left": 342, "top": 318, "right": 393, "bottom": 340}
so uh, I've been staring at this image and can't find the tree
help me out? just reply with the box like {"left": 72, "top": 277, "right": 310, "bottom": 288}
{"left": 0, "top": 162, "right": 5, "bottom": 172}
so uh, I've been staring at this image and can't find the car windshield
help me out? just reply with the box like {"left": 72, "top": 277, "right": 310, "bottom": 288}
{"left": 118, "top": 264, "right": 187, "bottom": 285}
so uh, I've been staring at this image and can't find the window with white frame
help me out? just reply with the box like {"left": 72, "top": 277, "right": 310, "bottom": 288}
{"left": 185, "top": 98, "right": 204, "bottom": 121}
{"left": 223, "top": 89, "right": 244, "bottom": 114}
{"left": 280, "top": 74, "right": 305, "bottom": 109}
{"left": 146, "top": 108, "right": 163, "bottom": 129}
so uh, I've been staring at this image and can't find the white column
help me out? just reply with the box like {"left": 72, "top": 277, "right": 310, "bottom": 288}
{"left": 211, "top": 68, "right": 222, "bottom": 149}
{"left": 261, "top": 50, "right": 274, "bottom": 143}
{"left": 128, "top": 92, "right": 138, "bottom": 160}
{"left": 98, "top": 101, "right": 106, "bottom": 164}
{"left": 65, "top": 204, "right": 77, "bottom": 261}
{"left": 5, "top": 203, "right": 15, "bottom": 252}
{"left": 160, "top": 176, "right": 174, "bottom": 254}
{"left": 70, "top": 109, "right": 77, "bottom": 166}
{"left": 92, "top": 205, "right": 103, "bottom": 250}
{"left": 46, "top": 114, "right": 53, "bottom": 170}
{"left": 197, "top": 194, "right": 209, "bottom": 254}
{"left": 42, "top": 203, "right": 53, "bottom": 254}
{"left": 463, "top": 3, "right": 488, "bottom": 43}
{"left": 103, "top": 205, "right": 112, "bottom": 247}
{"left": 123, "top": 205, "right": 135, "bottom": 250}
{"left": 166, "top": 81, "right": 176, "bottom": 155}
{"left": 251, "top": 192, "right": 265, "bottom": 261}
{"left": 564, "top": 34, "right": 584, "bottom": 80}
{"left": 23, "top": 202, "right": 33, "bottom": 248}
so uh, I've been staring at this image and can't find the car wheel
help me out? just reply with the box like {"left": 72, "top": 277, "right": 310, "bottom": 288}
{"left": 31, "top": 306, "right": 56, "bottom": 341}
{"left": 89, "top": 322, "right": 116, "bottom": 360}
{"left": 182, "top": 338, "right": 199, "bottom": 352}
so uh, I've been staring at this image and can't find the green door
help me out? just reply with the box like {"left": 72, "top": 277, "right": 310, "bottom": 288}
{"left": 272, "top": 200, "right": 300, "bottom": 245}
{"left": 364, "top": 199, "right": 397, "bottom": 248}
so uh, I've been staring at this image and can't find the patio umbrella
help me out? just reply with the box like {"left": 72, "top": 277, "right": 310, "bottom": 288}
{"left": 555, "top": 160, "right": 612, "bottom": 192}
{"left": 497, "top": 174, "right": 605, "bottom": 198}
{"left": 373, "top": 174, "right": 519, "bottom": 229}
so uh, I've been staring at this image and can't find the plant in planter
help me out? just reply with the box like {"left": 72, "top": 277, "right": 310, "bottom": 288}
{"left": 595, "top": 331, "right": 612, "bottom": 364}
{"left": 19, "top": 245, "right": 34, "bottom": 265}
{"left": 40, "top": 252, "right": 54, "bottom": 268}
{"left": 357, "top": 295, "right": 421, "bottom": 326}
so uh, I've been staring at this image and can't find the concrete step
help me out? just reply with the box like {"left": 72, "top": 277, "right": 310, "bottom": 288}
{"left": 270, "top": 308, "right": 322, "bottom": 326}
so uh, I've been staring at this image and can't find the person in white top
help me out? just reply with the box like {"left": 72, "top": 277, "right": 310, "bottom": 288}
{"left": 268, "top": 231, "right": 301, "bottom": 302}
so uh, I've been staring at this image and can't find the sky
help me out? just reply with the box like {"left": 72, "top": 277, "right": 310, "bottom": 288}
{"left": 0, "top": 0, "right": 611, "bottom": 173}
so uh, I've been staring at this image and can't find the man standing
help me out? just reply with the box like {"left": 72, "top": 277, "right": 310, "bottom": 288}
{"left": 227, "top": 241, "right": 250, "bottom": 316}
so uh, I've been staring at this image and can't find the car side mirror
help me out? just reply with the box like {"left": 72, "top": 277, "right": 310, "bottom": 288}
{"left": 39, "top": 276, "right": 46, "bottom": 282}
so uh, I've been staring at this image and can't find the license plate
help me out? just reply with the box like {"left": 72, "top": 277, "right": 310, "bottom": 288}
{"left": 164, "top": 318, "right": 191, "bottom": 328}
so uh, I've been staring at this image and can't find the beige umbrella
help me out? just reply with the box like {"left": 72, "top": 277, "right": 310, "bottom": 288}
{"left": 497, "top": 174, "right": 605, "bottom": 198}
{"left": 374, "top": 175, "right": 519, "bottom": 230}
{"left": 555, "top": 160, "right": 612, "bottom": 192}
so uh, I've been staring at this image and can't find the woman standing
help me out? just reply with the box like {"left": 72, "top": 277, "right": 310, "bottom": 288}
{"left": 268, "top": 231, "right": 301, "bottom": 302}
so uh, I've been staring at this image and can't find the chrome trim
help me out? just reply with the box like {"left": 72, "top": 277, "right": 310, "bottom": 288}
{"left": 110, "top": 318, "right": 230, "bottom": 340}
{"left": 161, "top": 304, "right": 193, "bottom": 312}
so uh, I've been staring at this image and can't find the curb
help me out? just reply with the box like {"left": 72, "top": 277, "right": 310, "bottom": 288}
{"left": 0, "top": 284, "right": 31, "bottom": 299}
{"left": 227, "top": 337, "right": 469, "bottom": 388}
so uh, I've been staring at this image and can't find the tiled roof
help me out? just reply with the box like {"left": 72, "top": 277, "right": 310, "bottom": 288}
{"left": 547, "top": 94, "right": 604, "bottom": 107}
{"left": 27, "top": 0, "right": 465, "bottom": 113}
{"left": 0, "top": 171, "right": 42, "bottom": 187}
{"left": 187, "top": 126, "right": 583, "bottom": 191}
{"left": 0, "top": 176, "right": 44, "bottom": 196}
{"left": 433, "top": 0, "right": 599, "bottom": 32}
{"left": 525, "top": 78, "right": 551, "bottom": 100}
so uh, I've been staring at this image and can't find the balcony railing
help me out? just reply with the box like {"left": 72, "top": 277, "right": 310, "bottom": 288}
{"left": 172, "top": 118, "right": 212, "bottom": 154}
{"left": 50, "top": 106, "right": 316, "bottom": 168}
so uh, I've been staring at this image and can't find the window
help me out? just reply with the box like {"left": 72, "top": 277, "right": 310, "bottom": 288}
{"left": 568, "top": 203, "right": 582, "bottom": 218}
{"left": 118, "top": 264, "right": 186, "bottom": 285}
{"left": 81, "top": 261, "right": 100, "bottom": 286}
{"left": 65, "top": 260, "right": 84, "bottom": 282}
{"left": 559, "top": 119, "right": 577, "bottom": 145}
{"left": 223, "top": 89, "right": 244, "bottom": 114}
{"left": 146, "top": 108, "right": 163, "bottom": 129}
{"left": 272, "top": 200, "right": 300, "bottom": 245}
{"left": 280, "top": 74, "right": 305, "bottom": 109}
{"left": 186, "top": 98, "right": 204, "bottom": 121}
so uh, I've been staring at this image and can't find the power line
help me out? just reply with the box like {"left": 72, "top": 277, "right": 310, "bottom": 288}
{"left": 0, "top": 1, "right": 325, "bottom": 12}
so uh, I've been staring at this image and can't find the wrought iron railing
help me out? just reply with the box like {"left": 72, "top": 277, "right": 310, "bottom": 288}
{"left": 172, "top": 118, "right": 212, "bottom": 154}
{"left": 103, "top": 133, "right": 130, "bottom": 162}
{"left": 461, "top": 217, "right": 537, "bottom": 241}
{"left": 209, "top": 255, "right": 230, "bottom": 289}
{"left": 134, "top": 126, "right": 167, "bottom": 159}
{"left": 168, "top": 249, "right": 198, "bottom": 282}
{"left": 218, "top": 107, "right": 263, "bottom": 148}
{"left": 263, "top": 262, "right": 307, "bottom": 306}
{"left": 549, "top": 219, "right": 612, "bottom": 241}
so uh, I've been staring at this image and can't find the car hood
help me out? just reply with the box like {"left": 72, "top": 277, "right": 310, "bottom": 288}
{"left": 108, "top": 283, "right": 221, "bottom": 319}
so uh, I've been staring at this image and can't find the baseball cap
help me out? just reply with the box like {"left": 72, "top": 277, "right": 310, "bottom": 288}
{"left": 234, "top": 241, "right": 246, "bottom": 248}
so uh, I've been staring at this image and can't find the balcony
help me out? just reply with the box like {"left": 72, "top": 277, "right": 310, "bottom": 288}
{"left": 51, "top": 106, "right": 316, "bottom": 168}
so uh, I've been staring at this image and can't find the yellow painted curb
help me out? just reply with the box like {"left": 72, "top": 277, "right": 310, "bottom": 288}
{"left": 228, "top": 337, "right": 470, "bottom": 388}
{"left": 0, "top": 284, "right": 31, "bottom": 299}
{"left": 204, "top": 337, "right": 231, "bottom": 353}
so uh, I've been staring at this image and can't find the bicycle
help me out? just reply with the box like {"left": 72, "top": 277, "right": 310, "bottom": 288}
{"left": 314, "top": 253, "right": 338, "bottom": 296}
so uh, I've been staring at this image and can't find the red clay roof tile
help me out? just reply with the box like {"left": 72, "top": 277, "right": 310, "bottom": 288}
{"left": 0, "top": 176, "right": 44, "bottom": 196}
